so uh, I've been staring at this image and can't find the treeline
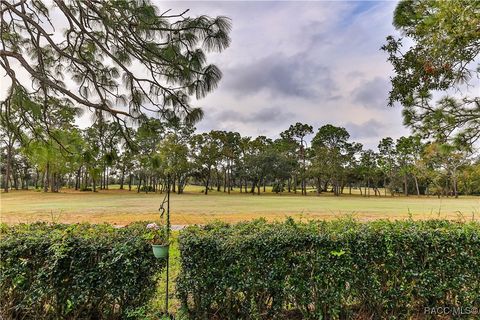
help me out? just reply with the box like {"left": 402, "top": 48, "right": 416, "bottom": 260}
{"left": 1, "top": 117, "right": 479, "bottom": 197}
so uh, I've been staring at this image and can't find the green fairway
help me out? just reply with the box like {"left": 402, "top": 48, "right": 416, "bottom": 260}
{"left": 1, "top": 186, "right": 479, "bottom": 225}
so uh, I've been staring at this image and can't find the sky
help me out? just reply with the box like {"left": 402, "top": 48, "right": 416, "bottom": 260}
{"left": 0, "top": 0, "right": 413, "bottom": 150}
{"left": 162, "top": 0, "right": 410, "bottom": 149}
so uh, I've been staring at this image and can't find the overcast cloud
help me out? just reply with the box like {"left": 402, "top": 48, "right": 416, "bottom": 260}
{"left": 0, "top": 1, "right": 413, "bottom": 149}
{"left": 162, "top": 0, "right": 410, "bottom": 149}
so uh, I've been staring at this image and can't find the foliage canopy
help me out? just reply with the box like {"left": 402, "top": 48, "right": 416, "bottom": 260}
{"left": 382, "top": 0, "right": 480, "bottom": 145}
{"left": 0, "top": 0, "right": 231, "bottom": 128}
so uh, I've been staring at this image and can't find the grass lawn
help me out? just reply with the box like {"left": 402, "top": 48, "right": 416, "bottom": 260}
{"left": 1, "top": 185, "right": 479, "bottom": 225}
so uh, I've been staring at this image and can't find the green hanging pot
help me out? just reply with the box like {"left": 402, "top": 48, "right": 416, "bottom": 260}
{"left": 152, "top": 244, "right": 169, "bottom": 259}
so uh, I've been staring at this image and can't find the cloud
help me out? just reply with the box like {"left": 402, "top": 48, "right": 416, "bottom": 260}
{"left": 223, "top": 52, "right": 336, "bottom": 100}
{"left": 167, "top": 1, "right": 409, "bottom": 149}
{"left": 0, "top": 0, "right": 421, "bottom": 152}
{"left": 351, "top": 77, "right": 391, "bottom": 109}
{"left": 184, "top": 0, "right": 414, "bottom": 149}
{"left": 345, "top": 119, "right": 387, "bottom": 140}
{"left": 205, "top": 106, "right": 294, "bottom": 125}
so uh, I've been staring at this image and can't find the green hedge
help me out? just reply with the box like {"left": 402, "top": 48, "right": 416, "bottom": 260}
{"left": 0, "top": 222, "right": 165, "bottom": 320}
{"left": 177, "top": 219, "right": 480, "bottom": 319}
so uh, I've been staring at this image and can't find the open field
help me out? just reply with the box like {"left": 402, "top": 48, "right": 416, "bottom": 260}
{"left": 1, "top": 186, "right": 479, "bottom": 225}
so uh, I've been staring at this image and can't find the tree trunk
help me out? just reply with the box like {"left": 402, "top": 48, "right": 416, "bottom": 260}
{"left": 101, "top": 167, "right": 104, "bottom": 189}
{"left": 50, "top": 172, "right": 55, "bottom": 193}
{"left": 34, "top": 168, "right": 39, "bottom": 189}
{"left": 334, "top": 179, "right": 339, "bottom": 196}
{"left": 4, "top": 144, "right": 12, "bottom": 193}
{"left": 223, "top": 169, "right": 227, "bottom": 192}
{"left": 21, "top": 168, "right": 26, "bottom": 189}
{"left": 453, "top": 175, "right": 458, "bottom": 198}
{"left": 384, "top": 177, "right": 387, "bottom": 196}
{"left": 43, "top": 162, "right": 50, "bottom": 192}
{"left": 84, "top": 170, "right": 88, "bottom": 190}
{"left": 445, "top": 178, "right": 449, "bottom": 197}
{"left": 323, "top": 180, "right": 328, "bottom": 193}
{"left": 404, "top": 174, "right": 408, "bottom": 196}
{"left": 75, "top": 167, "right": 81, "bottom": 190}
{"left": 12, "top": 164, "right": 18, "bottom": 190}
{"left": 301, "top": 146, "right": 306, "bottom": 196}
{"left": 204, "top": 169, "right": 211, "bottom": 195}
{"left": 120, "top": 166, "right": 125, "bottom": 190}
{"left": 367, "top": 177, "right": 370, "bottom": 197}
{"left": 227, "top": 163, "right": 231, "bottom": 194}
{"left": 105, "top": 167, "right": 109, "bottom": 189}
{"left": 414, "top": 176, "right": 420, "bottom": 196}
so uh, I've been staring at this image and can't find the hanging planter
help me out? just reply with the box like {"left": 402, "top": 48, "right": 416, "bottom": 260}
{"left": 152, "top": 244, "right": 169, "bottom": 259}
{"left": 146, "top": 223, "right": 169, "bottom": 259}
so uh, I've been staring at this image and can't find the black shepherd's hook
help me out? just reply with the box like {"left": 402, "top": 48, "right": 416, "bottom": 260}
{"left": 159, "top": 192, "right": 168, "bottom": 218}
{"left": 158, "top": 175, "right": 170, "bottom": 219}
{"left": 158, "top": 174, "right": 171, "bottom": 316}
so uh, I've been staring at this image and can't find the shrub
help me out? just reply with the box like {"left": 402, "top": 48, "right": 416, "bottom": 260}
{"left": 177, "top": 219, "right": 480, "bottom": 319}
{"left": 271, "top": 182, "right": 284, "bottom": 193}
{"left": 140, "top": 186, "right": 155, "bottom": 192}
{"left": 0, "top": 222, "right": 166, "bottom": 320}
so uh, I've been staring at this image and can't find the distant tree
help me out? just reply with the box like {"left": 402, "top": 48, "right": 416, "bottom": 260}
{"left": 244, "top": 136, "right": 273, "bottom": 195}
{"left": 235, "top": 136, "right": 252, "bottom": 193}
{"left": 311, "top": 125, "right": 351, "bottom": 196}
{"left": 87, "top": 118, "right": 121, "bottom": 190}
{"left": 1, "top": 86, "right": 83, "bottom": 191}
{"left": 190, "top": 132, "right": 221, "bottom": 195}
{"left": 359, "top": 149, "right": 379, "bottom": 197}
{"left": 274, "top": 136, "right": 299, "bottom": 193}
{"left": 344, "top": 142, "right": 363, "bottom": 195}
{"left": 0, "top": 91, "right": 24, "bottom": 192}
{"left": 211, "top": 131, "right": 241, "bottom": 193}
{"left": 422, "top": 142, "right": 472, "bottom": 198}
{"left": 395, "top": 135, "right": 423, "bottom": 196}
{"left": 158, "top": 132, "right": 191, "bottom": 194}
{"left": 281, "top": 123, "right": 313, "bottom": 195}
{"left": 133, "top": 117, "right": 163, "bottom": 192}
{"left": 378, "top": 137, "right": 397, "bottom": 196}
{"left": 83, "top": 126, "right": 103, "bottom": 191}
{"left": 458, "top": 160, "right": 480, "bottom": 195}
{"left": 24, "top": 128, "right": 82, "bottom": 192}
{"left": 383, "top": 0, "right": 480, "bottom": 145}
{"left": 271, "top": 138, "right": 298, "bottom": 193}
{"left": 115, "top": 127, "right": 136, "bottom": 190}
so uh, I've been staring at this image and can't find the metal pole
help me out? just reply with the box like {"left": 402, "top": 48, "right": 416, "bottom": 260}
{"left": 165, "top": 174, "right": 170, "bottom": 315}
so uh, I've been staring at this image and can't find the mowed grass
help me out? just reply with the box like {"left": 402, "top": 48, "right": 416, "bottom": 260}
{"left": 1, "top": 185, "right": 479, "bottom": 225}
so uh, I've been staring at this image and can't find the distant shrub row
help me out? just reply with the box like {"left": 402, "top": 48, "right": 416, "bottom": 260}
{"left": 177, "top": 219, "right": 480, "bottom": 319}
{"left": 0, "top": 222, "right": 165, "bottom": 320}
